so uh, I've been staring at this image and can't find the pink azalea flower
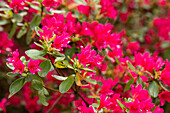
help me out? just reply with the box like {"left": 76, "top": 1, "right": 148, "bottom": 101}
{"left": 126, "top": 42, "right": 140, "bottom": 54}
{"left": 80, "top": 106, "right": 95, "bottom": 113}
{"left": 38, "top": 26, "right": 53, "bottom": 42}
{"left": 140, "top": 99, "right": 154, "bottom": 112}
{"left": 9, "top": 0, "right": 26, "bottom": 13}
{"left": 153, "top": 13, "right": 170, "bottom": 40}
{"left": 27, "top": 59, "right": 42, "bottom": 75}
{"left": 78, "top": 5, "right": 91, "bottom": 17}
{"left": 77, "top": 45, "right": 102, "bottom": 68}
{"left": 153, "top": 106, "right": 164, "bottom": 113}
{"left": 126, "top": 99, "right": 141, "bottom": 113}
{"left": 160, "top": 71, "right": 170, "bottom": 87}
{"left": 119, "top": 10, "right": 130, "bottom": 23}
{"left": 98, "top": 95, "right": 111, "bottom": 110}
{"left": 53, "top": 32, "right": 71, "bottom": 51}
{"left": 0, "top": 98, "right": 7, "bottom": 113}
{"left": 160, "top": 62, "right": 170, "bottom": 87}
{"left": 159, "top": 91, "right": 170, "bottom": 106}
{"left": 13, "top": 60, "right": 25, "bottom": 74}
{"left": 42, "top": 0, "right": 59, "bottom": 11}
{"left": 41, "top": 14, "right": 65, "bottom": 34}
{"left": 131, "top": 84, "right": 149, "bottom": 102}
{"left": 0, "top": 32, "right": 13, "bottom": 54}
{"left": 134, "top": 52, "right": 165, "bottom": 73}
{"left": 100, "top": 0, "right": 117, "bottom": 19}
{"left": 7, "top": 49, "right": 20, "bottom": 64}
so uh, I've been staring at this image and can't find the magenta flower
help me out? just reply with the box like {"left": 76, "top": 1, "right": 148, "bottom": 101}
{"left": 153, "top": 106, "right": 164, "bottom": 113}
{"left": 9, "top": 0, "right": 26, "bottom": 13}
{"left": 131, "top": 84, "right": 149, "bottom": 102}
{"left": 13, "top": 60, "right": 25, "bottom": 74}
{"left": 7, "top": 49, "right": 20, "bottom": 64}
{"left": 159, "top": 91, "right": 170, "bottom": 106}
{"left": 42, "top": 0, "right": 59, "bottom": 11}
{"left": 38, "top": 26, "right": 53, "bottom": 42}
{"left": 41, "top": 14, "right": 65, "bottom": 34}
{"left": 160, "top": 62, "right": 170, "bottom": 87}
{"left": 160, "top": 71, "right": 170, "bottom": 87}
{"left": 80, "top": 106, "right": 95, "bottom": 113}
{"left": 0, "top": 98, "right": 7, "bottom": 113}
{"left": 134, "top": 52, "right": 165, "bottom": 73}
{"left": 0, "top": 32, "right": 13, "bottom": 54}
{"left": 100, "top": 0, "right": 117, "bottom": 19}
{"left": 126, "top": 99, "right": 141, "bottom": 113}
{"left": 53, "top": 32, "right": 71, "bottom": 51}
{"left": 27, "top": 59, "right": 42, "bottom": 75}
{"left": 77, "top": 45, "right": 102, "bottom": 68}
{"left": 78, "top": 5, "right": 91, "bottom": 17}
{"left": 98, "top": 95, "right": 111, "bottom": 110}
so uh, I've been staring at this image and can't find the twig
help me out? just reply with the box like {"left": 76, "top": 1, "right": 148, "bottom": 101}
{"left": 76, "top": 91, "right": 89, "bottom": 107}
{"left": 46, "top": 93, "right": 64, "bottom": 113}
{"left": 43, "top": 85, "right": 59, "bottom": 92}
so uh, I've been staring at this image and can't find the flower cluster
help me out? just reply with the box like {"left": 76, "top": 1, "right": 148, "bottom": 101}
{"left": 0, "top": 0, "right": 170, "bottom": 113}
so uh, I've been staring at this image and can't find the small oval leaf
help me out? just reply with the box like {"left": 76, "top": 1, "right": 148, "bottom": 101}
{"left": 59, "top": 74, "right": 75, "bottom": 93}
{"left": 149, "top": 81, "right": 159, "bottom": 98}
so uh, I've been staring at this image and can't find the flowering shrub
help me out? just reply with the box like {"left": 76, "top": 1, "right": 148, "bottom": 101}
{"left": 0, "top": 0, "right": 170, "bottom": 113}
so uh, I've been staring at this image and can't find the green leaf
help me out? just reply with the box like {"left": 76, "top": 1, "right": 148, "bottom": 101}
{"left": 81, "top": 68, "right": 96, "bottom": 73}
{"left": 85, "top": 78, "right": 97, "bottom": 85}
{"left": 30, "top": 74, "right": 42, "bottom": 81}
{"left": 13, "top": 13, "right": 23, "bottom": 23}
{"left": 55, "top": 61, "right": 67, "bottom": 68}
{"left": 42, "top": 87, "right": 49, "bottom": 95}
{"left": 26, "top": 29, "right": 32, "bottom": 44}
{"left": 117, "top": 99, "right": 127, "bottom": 110}
{"left": 59, "top": 74, "right": 75, "bottom": 93}
{"left": 30, "top": 14, "right": 41, "bottom": 30}
{"left": 38, "top": 90, "right": 49, "bottom": 106}
{"left": 30, "top": 4, "right": 41, "bottom": 11}
{"left": 9, "top": 22, "right": 17, "bottom": 39}
{"left": 55, "top": 55, "right": 65, "bottom": 62}
{"left": 115, "top": 56, "right": 120, "bottom": 64}
{"left": 159, "top": 81, "right": 170, "bottom": 91}
{"left": 49, "top": 51, "right": 65, "bottom": 58}
{"left": 0, "top": 20, "right": 9, "bottom": 25}
{"left": 0, "top": 8, "right": 11, "bottom": 11}
{"left": 126, "top": 61, "right": 136, "bottom": 72}
{"left": 52, "top": 75, "right": 68, "bottom": 81}
{"left": 124, "top": 78, "right": 134, "bottom": 92}
{"left": 8, "top": 78, "right": 26, "bottom": 98}
{"left": 38, "top": 60, "right": 51, "bottom": 77}
{"left": 92, "top": 103, "right": 99, "bottom": 108}
{"left": 148, "top": 81, "right": 159, "bottom": 98}
{"left": 137, "top": 76, "right": 144, "bottom": 87}
{"left": 73, "top": 0, "right": 87, "bottom": 5}
{"left": 6, "top": 63, "right": 15, "bottom": 70}
{"left": 7, "top": 72, "right": 20, "bottom": 77}
{"left": 32, "top": 79, "right": 43, "bottom": 90}
{"left": 62, "top": 60, "right": 74, "bottom": 69}
{"left": 20, "top": 56, "right": 26, "bottom": 63}
{"left": 17, "top": 28, "right": 27, "bottom": 39}
{"left": 34, "top": 26, "right": 42, "bottom": 37}
{"left": 34, "top": 42, "right": 44, "bottom": 49}
{"left": 145, "top": 71, "right": 154, "bottom": 78}
{"left": 25, "top": 49, "right": 46, "bottom": 60}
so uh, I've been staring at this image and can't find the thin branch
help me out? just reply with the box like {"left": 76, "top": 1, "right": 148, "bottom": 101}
{"left": 46, "top": 93, "right": 64, "bottom": 113}
{"left": 43, "top": 85, "right": 59, "bottom": 92}
{"left": 76, "top": 91, "right": 90, "bottom": 107}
